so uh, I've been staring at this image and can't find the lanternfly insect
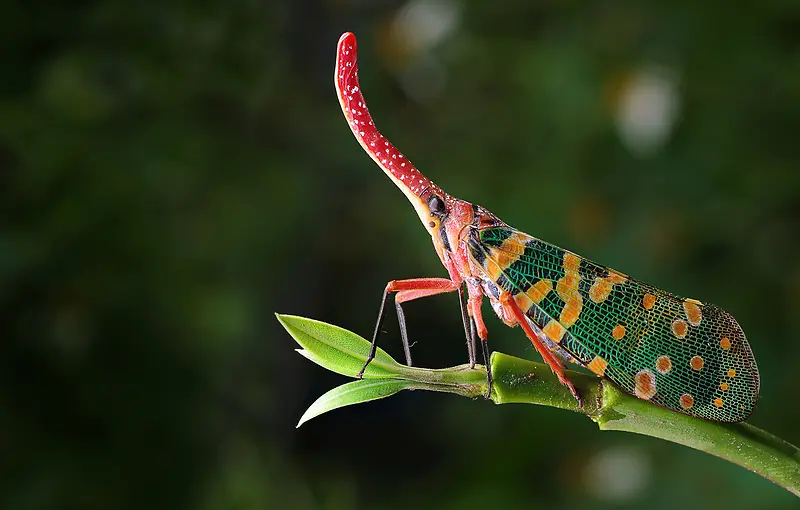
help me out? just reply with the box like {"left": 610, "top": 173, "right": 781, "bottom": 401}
{"left": 334, "top": 32, "right": 759, "bottom": 422}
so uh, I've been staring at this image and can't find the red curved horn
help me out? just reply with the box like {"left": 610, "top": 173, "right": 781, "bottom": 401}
{"left": 335, "top": 32, "right": 436, "bottom": 198}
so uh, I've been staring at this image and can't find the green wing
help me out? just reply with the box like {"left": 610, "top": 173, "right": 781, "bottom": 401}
{"left": 468, "top": 226, "right": 760, "bottom": 422}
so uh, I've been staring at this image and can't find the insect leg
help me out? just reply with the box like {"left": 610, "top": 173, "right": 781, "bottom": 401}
{"left": 458, "top": 284, "right": 476, "bottom": 369}
{"left": 477, "top": 318, "right": 492, "bottom": 398}
{"left": 466, "top": 280, "right": 492, "bottom": 397}
{"left": 500, "top": 293, "right": 583, "bottom": 407}
{"left": 360, "top": 278, "right": 459, "bottom": 377}
{"left": 394, "top": 299, "right": 412, "bottom": 366}
{"left": 366, "top": 286, "right": 394, "bottom": 373}
{"left": 467, "top": 293, "right": 489, "bottom": 343}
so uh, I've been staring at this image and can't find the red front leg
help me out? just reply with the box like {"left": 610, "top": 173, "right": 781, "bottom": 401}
{"left": 391, "top": 278, "right": 459, "bottom": 303}
{"left": 501, "top": 293, "right": 582, "bottom": 406}
{"left": 360, "top": 278, "right": 460, "bottom": 377}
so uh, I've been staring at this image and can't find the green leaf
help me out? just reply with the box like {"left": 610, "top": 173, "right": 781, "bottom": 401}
{"left": 277, "top": 314, "right": 403, "bottom": 378}
{"left": 296, "top": 378, "right": 412, "bottom": 427}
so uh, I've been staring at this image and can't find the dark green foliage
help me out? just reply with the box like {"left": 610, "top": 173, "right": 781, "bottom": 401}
{"left": 2, "top": 1, "right": 800, "bottom": 508}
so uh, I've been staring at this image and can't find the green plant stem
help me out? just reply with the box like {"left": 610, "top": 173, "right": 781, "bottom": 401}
{"left": 411, "top": 352, "right": 800, "bottom": 495}
{"left": 491, "top": 353, "right": 800, "bottom": 496}
{"left": 278, "top": 314, "right": 800, "bottom": 496}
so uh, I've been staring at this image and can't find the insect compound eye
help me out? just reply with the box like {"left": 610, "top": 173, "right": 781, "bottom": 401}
{"left": 428, "top": 195, "right": 446, "bottom": 217}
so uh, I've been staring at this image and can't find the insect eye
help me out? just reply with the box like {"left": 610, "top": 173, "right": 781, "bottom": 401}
{"left": 429, "top": 196, "right": 446, "bottom": 216}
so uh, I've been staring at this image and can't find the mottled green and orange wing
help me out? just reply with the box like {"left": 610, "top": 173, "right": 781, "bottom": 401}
{"left": 468, "top": 226, "right": 760, "bottom": 422}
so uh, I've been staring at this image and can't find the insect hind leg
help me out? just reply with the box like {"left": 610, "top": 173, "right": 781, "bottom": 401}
{"left": 500, "top": 293, "right": 583, "bottom": 407}
{"left": 532, "top": 320, "right": 580, "bottom": 366}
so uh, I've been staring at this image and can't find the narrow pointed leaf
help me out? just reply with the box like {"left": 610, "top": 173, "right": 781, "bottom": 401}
{"left": 277, "top": 314, "right": 402, "bottom": 378}
{"left": 297, "top": 379, "right": 412, "bottom": 427}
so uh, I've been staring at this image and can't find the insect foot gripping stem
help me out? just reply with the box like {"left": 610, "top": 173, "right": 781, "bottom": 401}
{"left": 480, "top": 332, "right": 493, "bottom": 399}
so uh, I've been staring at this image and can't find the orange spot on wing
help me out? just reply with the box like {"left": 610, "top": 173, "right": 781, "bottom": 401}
{"left": 713, "top": 398, "right": 724, "bottom": 408}
{"left": 642, "top": 293, "right": 656, "bottom": 310}
{"left": 586, "top": 356, "right": 608, "bottom": 376}
{"left": 525, "top": 279, "right": 553, "bottom": 304}
{"left": 608, "top": 272, "right": 627, "bottom": 285}
{"left": 543, "top": 320, "right": 566, "bottom": 343}
{"left": 720, "top": 382, "right": 729, "bottom": 391}
{"left": 488, "top": 233, "right": 529, "bottom": 280}
{"left": 690, "top": 356, "right": 704, "bottom": 371}
{"left": 671, "top": 319, "right": 688, "bottom": 339}
{"left": 495, "top": 251, "right": 515, "bottom": 270}
{"left": 563, "top": 253, "right": 581, "bottom": 272}
{"left": 720, "top": 337, "right": 731, "bottom": 350}
{"left": 588, "top": 272, "right": 627, "bottom": 303}
{"left": 589, "top": 280, "right": 610, "bottom": 303}
{"left": 634, "top": 369, "right": 657, "bottom": 400}
{"left": 500, "top": 233, "right": 527, "bottom": 254}
{"left": 655, "top": 355, "right": 672, "bottom": 374}
{"left": 679, "top": 393, "right": 694, "bottom": 410}
{"left": 513, "top": 293, "right": 528, "bottom": 311}
{"left": 487, "top": 260, "right": 504, "bottom": 282}
{"left": 683, "top": 300, "right": 702, "bottom": 326}
{"left": 560, "top": 301, "right": 582, "bottom": 328}
{"left": 612, "top": 324, "right": 626, "bottom": 340}
{"left": 556, "top": 254, "right": 583, "bottom": 329}
{"left": 728, "top": 369, "right": 736, "bottom": 378}
{"left": 494, "top": 246, "right": 518, "bottom": 269}
{"left": 556, "top": 275, "right": 580, "bottom": 297}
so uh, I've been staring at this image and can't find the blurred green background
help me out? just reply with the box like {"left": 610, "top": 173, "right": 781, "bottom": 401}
{"left": 2, "top": 0, "right": 799, "bottom": 508}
